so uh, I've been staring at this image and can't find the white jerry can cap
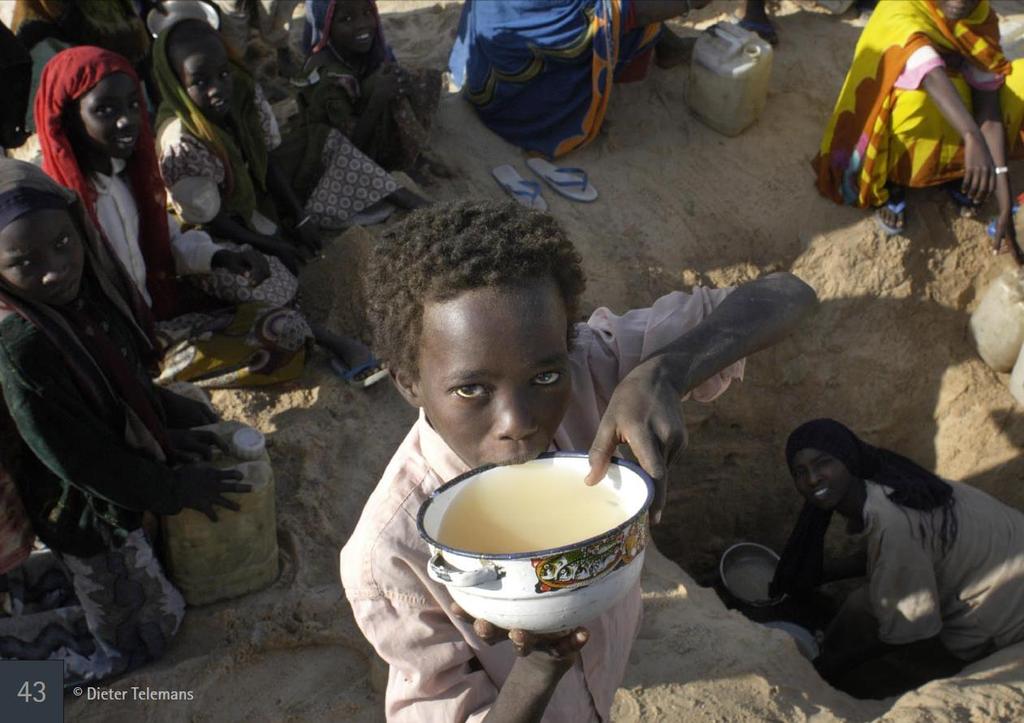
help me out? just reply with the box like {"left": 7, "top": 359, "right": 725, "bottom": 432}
{"left": 231, "top": 427, "right": 266, "bottom": 460}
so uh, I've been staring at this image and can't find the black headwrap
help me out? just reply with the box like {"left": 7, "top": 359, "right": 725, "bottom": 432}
{"left": 0, "top": 186, "right": 69, "bottom": 229}
{"left": 770, "top": 418, "right": 957, "bottom": 598}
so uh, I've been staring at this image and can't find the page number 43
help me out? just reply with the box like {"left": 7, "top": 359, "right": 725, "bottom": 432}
{"left": 17, "top": 681, "right": 46, "bottom": 703}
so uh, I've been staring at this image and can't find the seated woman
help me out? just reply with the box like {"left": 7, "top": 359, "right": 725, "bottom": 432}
{"left": 814, "top": 0, "right": 1024, "bottom": 259}
{"left": 772, "top": 419, "right": 1024, "bottom": 697}
{"left": 300, "top": 0, "right": 448, "bottom": 179}
{"left": 448, "top": 0, "right": 712, "bottom": 159}
{"left": 0, "top": 157, "right": 248, "bottom": 682}
{"left": 154, "top": 16, "right": 426, "bottom": 246}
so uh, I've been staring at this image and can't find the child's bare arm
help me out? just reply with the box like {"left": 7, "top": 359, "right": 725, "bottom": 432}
{"left": 451, "top": 604, "right": 588, "bottom": 723}
{"left": 586, "top": 273, "right": 818, "bottom": 521}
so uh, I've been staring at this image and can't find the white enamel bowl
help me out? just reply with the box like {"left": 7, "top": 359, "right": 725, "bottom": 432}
{"left": 418, "top": 453, "right": 653, "bottom": 633}
{"left": 719, "top": 542, "right": 785, "bottom": 607}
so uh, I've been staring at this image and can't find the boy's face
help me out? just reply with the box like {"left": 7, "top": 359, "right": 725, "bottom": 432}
{"left": 398, "top": 278, "right": 573, "bottom": 470}
{"left": 0, "top": 208, "right": 85, "bottom": 306}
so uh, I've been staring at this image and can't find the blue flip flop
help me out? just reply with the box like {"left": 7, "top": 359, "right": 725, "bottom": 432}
{"left": 492, "top": 165, "right": 548, "bottom": 211}
{"left": 947, "top": 185, "right": 982, "bottom": 215}
{"left": 987, "top": 204, "right": 1021, "bottom": 238}
{"left": 526, "top": 158, "right": 599, "bottom": 202}
{"left": 874, "top": 198, "right": 906, "bottom": 236}
{"left": 330, "top": 356, "right": 389, "bottom": 388}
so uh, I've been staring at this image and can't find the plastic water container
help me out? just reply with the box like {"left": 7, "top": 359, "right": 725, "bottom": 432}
{"left": 1000, "top": 19, "right": 1024, "bottom": 61}
{"left": 969, "top": 269, "right": 1024, "bottom": 373}
{"left": 161, "top": 420, "right": 279, "bottom": 606}
{"left": 1010, "top": 343, "right": 1024, "bottom": 405}
{"left": 687, "top": 23, "right": 773, "bottom": 137}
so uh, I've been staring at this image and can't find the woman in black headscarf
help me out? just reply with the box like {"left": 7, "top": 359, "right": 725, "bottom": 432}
{"left": 773, "top": 419, "right": 1024, "bottom": 695}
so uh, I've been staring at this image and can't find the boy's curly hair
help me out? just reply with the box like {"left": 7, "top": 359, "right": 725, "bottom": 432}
{"left": 366, "top": 201, "right": 586, "bottom": 379}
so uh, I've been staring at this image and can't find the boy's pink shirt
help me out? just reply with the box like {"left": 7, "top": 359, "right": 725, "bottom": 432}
{"left": 340, "top": 287, "right": 745, "bottom": 722}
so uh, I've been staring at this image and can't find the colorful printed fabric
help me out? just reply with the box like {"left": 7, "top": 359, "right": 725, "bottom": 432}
{"left": 300, "top": 129, "right": 398, "bottom": 228}
{"left": 188, "top": 245, "right": 298, "bottom": 308}
{"left": 159, "top": 251, "right": 307, "bottom": 388}
{"left": 0, "top": 530, "right": 184, "bottom": 684}
{"left": 448, "top": 0, "right": 662, "bottom": 158}
{"left": 155, "top": 302, "right": 310, "bottom": 388}
{"left": 813, "top": 0, "right": 1015, "bottom": 208}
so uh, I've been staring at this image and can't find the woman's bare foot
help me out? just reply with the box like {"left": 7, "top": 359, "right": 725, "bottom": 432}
{"left": 874, "top": 187, "right": 906, "bottom": 234}
{"left": 876, "top": 204, "right": 904, "bottom": 232}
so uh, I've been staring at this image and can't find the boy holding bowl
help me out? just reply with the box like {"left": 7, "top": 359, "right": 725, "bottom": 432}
{"left": 340, "top": 201, "right": 817, "bottom": 721}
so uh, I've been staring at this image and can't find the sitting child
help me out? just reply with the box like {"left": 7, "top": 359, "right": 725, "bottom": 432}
{"left": 153, "top": 16, "right": 426, "bottom": 244}
{"left": 302, "top": 0, "right": 448, "bottom": 178}
{"left": 36, "top": 46, "right": 385, "bottom": 388}
{"left": 339, "top": 201, "right": 817, "bottom": 720}
{"left": 774, "top": 419, "right": 1024, "bottom": 698}
{"left": 0, "top": 158, "right": 248, "bottom": 682}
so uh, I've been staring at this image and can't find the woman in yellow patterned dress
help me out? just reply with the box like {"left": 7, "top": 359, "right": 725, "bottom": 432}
{"left": 814, "top": 0, "right": 1024, "bottom": 260}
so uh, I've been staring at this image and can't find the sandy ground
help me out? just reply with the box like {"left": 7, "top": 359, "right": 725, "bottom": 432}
{"left": 25, "top": 0, "right": 1023, "bottom": 720}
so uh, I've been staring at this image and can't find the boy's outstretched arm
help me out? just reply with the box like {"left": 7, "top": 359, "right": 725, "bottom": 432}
{"left": 585, "top": 272, "right": 818, "bottom": 521}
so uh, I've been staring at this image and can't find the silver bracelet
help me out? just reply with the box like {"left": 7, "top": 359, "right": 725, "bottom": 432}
{"left": 296, "top": 215, "right": 313, "bottom": 228}
{"left": 995, "top": 166, "right": 1009, "bottom": 175}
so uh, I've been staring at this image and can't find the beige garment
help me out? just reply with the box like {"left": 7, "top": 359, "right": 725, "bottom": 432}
{"left": 339, "top": 288, "right": 745, "bottom": 723}
{"left": 862, "top": 480, "right": 1024, "bottom": 660}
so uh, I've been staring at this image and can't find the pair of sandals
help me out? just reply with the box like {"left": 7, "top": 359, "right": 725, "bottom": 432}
{"left": 874, "top": 184, "right": 1015, "bottom": 237}
{"left": 492, "top": 158, "right": 599, "bottom": 212}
